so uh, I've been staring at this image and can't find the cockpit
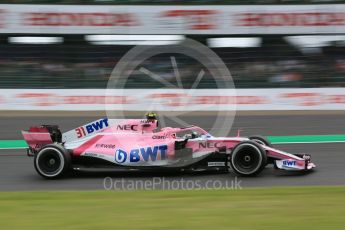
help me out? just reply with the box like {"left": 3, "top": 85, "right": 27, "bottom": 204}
{"left": 175, "top": 129, "right": 203, "bottom": 139}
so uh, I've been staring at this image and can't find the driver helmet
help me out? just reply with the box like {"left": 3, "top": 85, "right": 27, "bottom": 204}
{"left": 191, "top": 131, "right": 198, "bottom": 139}
{"left": 145, "top": 112, "right": 157, "bottom": 120}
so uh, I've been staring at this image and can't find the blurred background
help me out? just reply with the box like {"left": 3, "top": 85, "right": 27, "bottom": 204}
{"left": 0, "top": 0, "right": 345, "bottom": 114}
{"left": 0, "top": 1, "right": 344, "bottom": 90}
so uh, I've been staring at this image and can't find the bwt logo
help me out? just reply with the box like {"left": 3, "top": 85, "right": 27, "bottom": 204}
{"left": 75, "top": 118, "right": 109, "bottom": 138}
{"left": 283, "top": 160, "right": 296, "bottom": 167}
{"left": 115, "top": 145, "right": 168, "bottom": 163}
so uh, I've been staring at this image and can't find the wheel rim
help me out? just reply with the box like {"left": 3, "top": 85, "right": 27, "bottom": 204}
{"left": 36, "top": 148, "right": 64, "bottom": 177}
{"left": 232, "top": 144, "right": 262, "bottom": 175}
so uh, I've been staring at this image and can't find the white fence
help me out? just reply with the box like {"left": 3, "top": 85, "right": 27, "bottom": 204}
{"left": 0, "top": 4, "right": 344, "bottom": 34}
{"left": 1, "top": 88, "right": 344, "bottom": 111}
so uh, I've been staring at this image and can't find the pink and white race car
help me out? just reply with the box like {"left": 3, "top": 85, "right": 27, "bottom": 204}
{"left": 22, "top": 114, "right": 315, "bottom": 179}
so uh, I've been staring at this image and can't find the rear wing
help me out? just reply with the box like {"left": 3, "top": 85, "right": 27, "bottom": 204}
{"left": 22, "top": 125, "right": 61, "bottom": 154}
{"left": 62, "top": 118, "right": 159, "bottom": 143}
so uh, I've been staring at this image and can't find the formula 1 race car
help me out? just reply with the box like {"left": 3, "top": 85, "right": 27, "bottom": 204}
{"left": 22, "top": 113, "right": 315, "bottom": 179}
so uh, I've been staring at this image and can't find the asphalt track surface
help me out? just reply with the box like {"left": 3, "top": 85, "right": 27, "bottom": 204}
{"left": 0, "top": 114, "right": 345, "bottom": 191}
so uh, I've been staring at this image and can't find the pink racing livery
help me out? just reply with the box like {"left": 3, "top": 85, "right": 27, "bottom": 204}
{"left": 22, "top": 114, "right": 315, "bottom": 179}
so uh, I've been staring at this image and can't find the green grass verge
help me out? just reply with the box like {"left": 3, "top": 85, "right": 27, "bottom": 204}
{"left": 0, "top": 186, "right": 345, "bottom": 230}
{"left": 268, "top": 135, "right": 345, "bottom": 144}
{"left": 0, "top": 140, "right": 28, "bottom": 149}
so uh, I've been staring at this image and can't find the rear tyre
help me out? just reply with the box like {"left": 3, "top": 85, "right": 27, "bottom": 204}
{"left": 34, "top": 144, "right": 71, "bottom": 179}
{"left": 230, "top": 141, "right": 267, "bottom": 176}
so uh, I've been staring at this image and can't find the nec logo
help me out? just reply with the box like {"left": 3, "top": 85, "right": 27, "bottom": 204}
{"left": 117, "top": 124, "right": 138, "bottom": 131}
{"left": 75, "top": 118, "right": 109, "bottom": 138}
{"left": 283, "top": 160, "right": 296, "bottom": 167}
{"left": 115, "top": 145, "right": 168, "bottom": 163}
{"left": 199, "top": 142, "right": 224, "bottom": 148}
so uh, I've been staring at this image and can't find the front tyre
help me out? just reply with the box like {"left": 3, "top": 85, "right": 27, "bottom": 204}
{"left": 230, "top": 141, "right": 267, "bottom": 176}
{"left": 34, "top": 144, "right": 71, "bottom": 179}
{"left": 249, "top": 135, "right": 273, "bottom": 166}
{"left": 249, "top": 135, "right": 272, "bottom": 147}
